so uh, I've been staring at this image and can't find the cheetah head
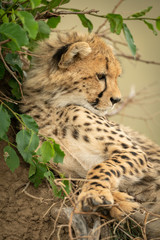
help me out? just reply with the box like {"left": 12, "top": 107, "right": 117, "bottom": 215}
{"left": 25, "top": 32, "right": 122, "bottom": 116}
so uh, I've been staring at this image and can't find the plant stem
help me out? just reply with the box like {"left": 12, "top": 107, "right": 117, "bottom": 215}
{"left": 0, "top": 100, "right": 25, "bottom": 127}
{"left": 0, "top": 0, "right": 19, "bottom": 20}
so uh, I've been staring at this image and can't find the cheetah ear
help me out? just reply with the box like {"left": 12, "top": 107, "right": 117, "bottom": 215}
{"left": 58, "top": 42, "right": 91, "bottom": 69}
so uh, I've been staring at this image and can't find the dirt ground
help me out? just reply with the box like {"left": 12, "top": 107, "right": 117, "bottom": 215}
{"left": 0, "top": 137, "right": 72, "bottom": 240}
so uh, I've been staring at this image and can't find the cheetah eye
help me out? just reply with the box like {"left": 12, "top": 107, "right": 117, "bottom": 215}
{"left": 96, "top": 73, "right": 106, "bottom": 81}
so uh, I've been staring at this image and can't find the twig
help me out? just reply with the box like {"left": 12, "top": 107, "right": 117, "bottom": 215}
{"left": 0, "top": 91, "right": 20, "bottom": 104}
{"left": 143, "top": 212, "right": 149, "bottom": 240}
{"left": 48, "top": 197, "right": 66, "bottom": 240}
{"left": 43, "top": 202, "right": 57, "bottom": 218}
{"left": 57, "top": 224, "right": 68, "bottom": 240}
{"left": 112, "top": 0, "right": 125, "bottom": 13}
{"left": 117, "top": 53, "right": 160, "bottom": 65}
{"left": 22, "top": 182, "right": 54, "bottom": 203}
{"left": 96, "top": 0, "right": 124, "bottom": 33}
{"left": 0, "top": 39, "right": 11, "bottom": 45}
{"left": 118, "top": 226, "right": 135, "bottom": 240}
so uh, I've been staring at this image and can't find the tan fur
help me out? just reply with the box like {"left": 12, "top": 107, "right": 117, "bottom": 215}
{"left": 21, "top": 32, "right": 160, "bottom": 239}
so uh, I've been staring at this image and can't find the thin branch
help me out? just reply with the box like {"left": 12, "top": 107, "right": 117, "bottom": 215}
{"left": 117, "top": 53, "right": 160, "bottom": 65}
{"left": 96, "top": 0, "right": 124, "bottom": 34}
{"left": 0, "top": 39, "right": 11, "bottom": 45}
{"left": 112, "top": 0, "right": 125, "bottom": 13}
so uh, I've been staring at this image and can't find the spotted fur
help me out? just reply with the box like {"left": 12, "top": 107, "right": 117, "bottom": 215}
{"left": 21, "top": 32, "right": 160, "bottom": 238}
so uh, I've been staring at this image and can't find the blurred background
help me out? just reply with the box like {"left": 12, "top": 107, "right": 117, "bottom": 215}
{"left": 56, "top": 0, "right": 160, "bottom": 144}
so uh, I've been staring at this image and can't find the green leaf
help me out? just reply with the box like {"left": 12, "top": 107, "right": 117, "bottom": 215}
{"left": 47, "top": 0, "right": 70, "bottom": 9}
{"left": 144, "top": 20, "right": 157, "bottom": 35}
{"left": 30, "top": 0, "right": 41, "bottom": 9}
{"left": 156, "top": 16, "right": 160, "bottom": 31}
{"left": 37, "top": 20, "right": 50, "bottom": 40}
{"left": 5, "top": 53, "right": 22, "bottom": 71}
{"left": 16, "top": 129, "right": 39, "bottom": 162}
{"left": 62, "top": 178, "right": 71, "bottom": 195}
{"left": 0, "top": 9, "right": 9, "bottom": 23}
{"left": 123, "top": 23, "right": 136, "bottom": 56}
{"left": 0, "top": 23, "right": 29, "bottom": 51}
{"left": 44, "top": 171, "right": 62, "bottom": 197}
{"left": 0, "top": 60, "right": 5, "bottom": 80}
{"left": 5, "top": 53, "right": 23, "bottom": 78}
{"left": 106, "top": 14, "right": 123, "bottom": 35}
{"left": 0, "top": 104, "right": 11, "bottom": 139}
{"left": 4, "top": 146, "right": 20, "bottom": 172}
{"left": 29, "top": 160, "right": 48, "bottom": 187}
{"left": 8, "top": 79, "right": 21, "bottom": 100}
{"left": 17, "top": 11, "right": 38, "bottom": 39}
{"left": 78, "top": 14, "right": 93, "bottom": 32}
{"left": 53, "top": 142, "right": 65, "bottom": 164}
{"left": 29, "top": 163, "right": 36, "bottom": 177}
{"left": 131, "top": 6, "right": 152, "bottom": 18}
{"left": 47, "top": 16, "right": 61, "bottom": 29}
{"left": 40, "top": 141, "right": 54, "bottom": 163}
{"left": 20, "top": 114, "right": 39, "bottom": 134}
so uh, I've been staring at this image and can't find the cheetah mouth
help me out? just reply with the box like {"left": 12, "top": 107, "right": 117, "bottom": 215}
{"left": 89, "top": 100, "right": 112, "bottom": 115}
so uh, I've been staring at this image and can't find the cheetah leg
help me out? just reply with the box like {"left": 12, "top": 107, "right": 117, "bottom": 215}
{"left": 78, "top": 154, "right": 150, "bottom": 220}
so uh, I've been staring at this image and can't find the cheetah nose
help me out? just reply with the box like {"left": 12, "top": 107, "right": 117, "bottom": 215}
{"left": 110, "top": 97, "right": 121, "bottom": 105}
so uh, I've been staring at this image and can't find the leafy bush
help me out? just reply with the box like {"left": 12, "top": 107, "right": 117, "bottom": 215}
{"left": 0, "top": 0, "right": 160, "bottom": 197}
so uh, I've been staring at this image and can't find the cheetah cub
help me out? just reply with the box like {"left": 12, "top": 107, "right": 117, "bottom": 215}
{"left": 22, "top": 32, "right": 160, "bottom": 238}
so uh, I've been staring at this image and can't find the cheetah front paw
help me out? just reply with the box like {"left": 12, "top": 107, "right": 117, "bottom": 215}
{"left": 77, "top": 186, "right": 139, "bottom": 221}
{"left": 110, "top": 191, "right": 139, "bottom": 220}
{"left": 77, "top": 186, "right": 114, "bottom": 212}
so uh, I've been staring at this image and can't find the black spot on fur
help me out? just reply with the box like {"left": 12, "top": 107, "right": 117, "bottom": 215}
{"left": 103, "top": 146, "right": 108, "bottom": 153}
{"left": 112, "top": 150, "right": 121, "bottom": 154}
{"left": 96, "top": 137, "right": 104, "bottom": 141}
{"left": 72, "top": 129, "right": 79, "bottom": 139}
{"left": 111, "top": 131, "right": 117, "bottom": 134}
{"left": 65, "top": 117, "right": 69, "bottom": 122}
{"left": 62, "top": 127, "right": 67, "bottom": 138}
{"left": 33, "top": 114, "right": 40, "bottom": 119}
{"left": 93, "top": 165, "right": 101, "bottom": 170}
{"left": 84, "top": 122, "right": 91, "bottom": 126}
{"left": 83, "top": 135, "right": 90, "bottom": 142}
{"left": 108, "top": 136, "right": 114, "bottom": 141}
{"left": 119, "top": 134, "right": 124, "bottom": 138}
{"left": 112, "top": 159, "right": 121, "bottom": 164}
{"left": 73, "top": 115, "right": 78, "bottom": 121}
{"left": 96, "top": 120, "right": 102, "bottom": 124}
{"left": 85, "top": 110, "right": 90, "bottom": 114}
{"left": 130, "top": 151, "right": 137, "bottom": 156}
{"left": 139, "top": 158, "right": 144, "bottom": 165}
{"left": 53, "top": 128, "right": 58, "bottom": 136}
{"left": 91, "top": 175, "right": 99, "bottom": 179}
{"left": 103, "top": 129, "right": 108, "bottom": 132}
{"left": 121, "top": 143, "right": 129, "bottom": 149}
{"left": 104, "top": 177, "right": 109, "bottom": 181}
{"left": 85, "top": 128, "right": 92, "bottom": 132}
{"left": 104, "top": 172, "right": 111, "bottom": 177}
{"left": 120, "top": 165, "right": 126, "bottom": 174}
{"left": 59, "top": 111, "right": 64, "bottom": 118}
{"left": 87, "top": 115, "right": 93, "bottom": 120}
{"left": 121, "top": 155, "right": 130, "bottom": 160}
{"left": 127, "top": 161, "right": 134, "bottom": 167}
{"left": 116, "top": 170, "right": 120, "bottom": 177}
{"left": 110, "top": 169, "right": 116, "bottom": 176}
